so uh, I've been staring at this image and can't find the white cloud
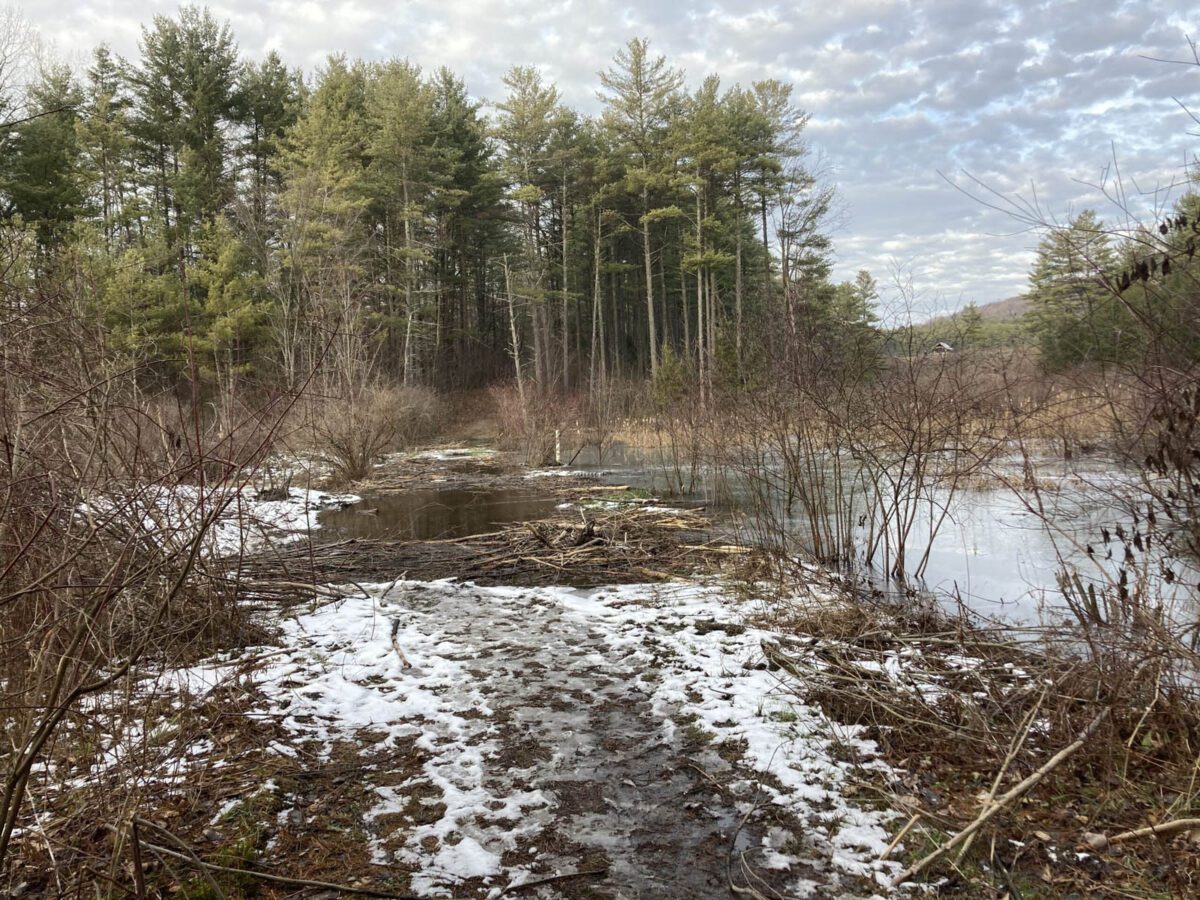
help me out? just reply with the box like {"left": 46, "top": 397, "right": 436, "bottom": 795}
{"left": 19, "top": 0, "right": 1200, "bottom": 308}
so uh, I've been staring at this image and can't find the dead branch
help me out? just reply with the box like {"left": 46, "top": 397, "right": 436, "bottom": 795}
{"left": 893, "top": 705, "right": 1112, "bottom": 886}
{"left": 1084, "top": 818, "right": 1200, "bottom": 851}
{"left": 113, "top": 821, "right": 418, "bottom": 898}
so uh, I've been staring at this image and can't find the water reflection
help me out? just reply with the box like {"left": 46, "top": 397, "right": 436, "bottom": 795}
{"left": 319, "top": 488, "right": 560, "bottom": 541}
{"left": 575, "top": 442, "right": 1195, "bottom": 628}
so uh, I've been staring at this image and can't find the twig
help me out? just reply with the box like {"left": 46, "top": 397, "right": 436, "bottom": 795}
{"left": 893, "top": 705, "right": 1111, "bottom": 886}
{"left": 501, "top": 867, "right": 608, "bottom": 894}
{"left": 132, "top": 819, "right": 225, "bottom": 899}
{"left": 390, "top": 619, "right": 412, "bottom": 669}
{"left": 686, "top": 762, "right": 729, "bottom": 794}
{"left": 954, "top": 684, "right": 1048, "bottom": 865}
{"left": 131, "top": 819, "right": 147, "bottom": 900}
{"left": 524, "top": 523, "right": 554, "bottom": 548}
{"left": 880, "top": 812, "right": 921, "bottom": 862}
{"left": 241, "top": 579, "right": 358, "bottom": 598}
{"left": 727, "top": 785, "right": 769, "bottom": 898}
{"left": 111, "top": 822, "right": 417, "bottom": 898}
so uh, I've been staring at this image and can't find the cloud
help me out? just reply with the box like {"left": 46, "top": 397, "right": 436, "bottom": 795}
{"left": 20, "top": 0, "right": 1200, "bottom": 308}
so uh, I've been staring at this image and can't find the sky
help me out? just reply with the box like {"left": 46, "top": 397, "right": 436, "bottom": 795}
{"left": 20, "top": 0, "right": 1200, "bottom": 318}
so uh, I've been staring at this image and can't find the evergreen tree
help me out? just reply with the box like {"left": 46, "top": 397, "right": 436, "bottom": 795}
{"left": 427, "top": 67, "right": 505, "bottom": 384}
{"left": 238, "top": 51, "right": 303, "bottom": 228}
{"left": 0, "top": 66, "right": 85, "bottom": 244}
{"left": 367, "top": 59, "right": 436, "bottom": 382}
{"left": 495, "top": 65, "right": 563, "bottom": 388}
{"left": 957, "top": 302, "right": 983, "bottom": 346}
{"left": 77, "top": 45, "right": 136, "bottom": 246}
{"left": 129, "top": 6, "right": 241, "bottom": 238}
{"left": 275, "top": 56, "right": 372, "bottom": 390}
{"left": 831, "top": 270, "right": 879, "bottom": 328}
{"left": 193, "top": 218, "right": 270, "bottom": 394}
{"left": 599, "top": 37, "right": 684, "bottom": 377}
{"left": 1028, "top": 210, "right": 1127, "bottom": 370}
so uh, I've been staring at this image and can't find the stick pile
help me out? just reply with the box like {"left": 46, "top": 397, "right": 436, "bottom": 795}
{"left": 237, "top": 506, "right": 745, "bottom": 589}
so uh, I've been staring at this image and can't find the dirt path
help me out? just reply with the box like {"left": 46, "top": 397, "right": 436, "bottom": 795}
{"left": 393, "top": 583, "right": 808, "bottom": 898}
{"left": 253, "top": 581, "right": 897, "bottom": 898}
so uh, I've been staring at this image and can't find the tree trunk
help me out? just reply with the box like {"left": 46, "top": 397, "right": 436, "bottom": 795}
{"left": 680, "top": 251, "right": 690, "bottom": 363}
{"left": 561, "top": 172, "right": 570, "bottom": 392}
{"left": 532, "top": 304, "right": 545, "bottom": 388}
{"left": 503, "top": 255, "right": 527, "bottom": 408}
{"left": 760, "top": 192, "right": 771, "bottom": 301}
{"left": 590, "top": 209, "right": 603, "bottom": 392}
{"left": 695, "top": 186, "right": 706, "bottom": 405}
{"left": 735, "top": 183, "right": 744, "bottom": 380}
{"left": 641, "top": 185, "right": 658, "bottom": 378}
{"left": 402, "top": 166, "right": 415, "bottom": 385}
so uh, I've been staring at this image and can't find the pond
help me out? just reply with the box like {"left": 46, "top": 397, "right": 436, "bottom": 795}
{"left": 318, "top": 442, "right": 1197, "bottom": 631}
{"left": 318, "top": 486, "right": 561, "bottom": 541}
{"left": 571, "top": 443, "right": 1196, "bottom": 630}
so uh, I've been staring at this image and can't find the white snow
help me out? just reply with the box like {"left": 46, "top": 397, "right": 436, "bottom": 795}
{"left": 233, "top": 578, "right": 902, "bottom": 895}
{"left": 81, "top": 483, "right": 358, "bottom": 557}
{"left": 415, "top": 448, "right": 498, "bottom": 461}
{"left": 56, "top": 558, "right": 905, "bottom": 896}
{"left": 245, "top": 590, "right": 553, "bottom": 895}
{"left": 548, "top": 582, "right": 900, "bottom": 885}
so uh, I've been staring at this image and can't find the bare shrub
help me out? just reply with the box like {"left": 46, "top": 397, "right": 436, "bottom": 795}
{"left": 723, "top": 320, "right": 1011, "bottom": 579}
{"left": 0, "top": 245, "right": 290, "bottom": 887}
{"left": 578, "top": 377, "right": 642, "bottom": 464}
{"left": 313, "top": 384, "right": 437, "bottom": 483}
{"left": 489, "top": 383, "right": 582, "bottom": 466}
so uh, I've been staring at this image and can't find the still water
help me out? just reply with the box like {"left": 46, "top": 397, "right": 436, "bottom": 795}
{"left": 319, "top": 487, "right": 560, "bottom": 541}
{"left": 320, "top": 443, "right": 1194, "bottom": 629}
{"left": 572, "top": 444, "right": 1192, "bottom": 629}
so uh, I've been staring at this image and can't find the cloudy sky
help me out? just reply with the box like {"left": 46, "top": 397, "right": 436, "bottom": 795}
{"left": 23, "top": 0, "right": 1200, "bottom": 317}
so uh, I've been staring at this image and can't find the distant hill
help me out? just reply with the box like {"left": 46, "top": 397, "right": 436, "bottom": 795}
{"left": 974, "top": 295, "right": 1030, "bottom": 322}
{"left": 904, "top": 294, "right": 1033, "bottom": 349}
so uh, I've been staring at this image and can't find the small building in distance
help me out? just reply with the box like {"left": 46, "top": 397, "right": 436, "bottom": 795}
{"left": 932, "top": 341, "right": 955, "bottom": 353}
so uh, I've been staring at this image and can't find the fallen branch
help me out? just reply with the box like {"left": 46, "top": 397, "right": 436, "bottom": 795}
{"left": 241, "top": 579, "right": 358, "bottom": 599}
{"left": 879, "top": 812, "right": 921, "bottom": 862}
{"left": 112, "top": 821, "right": 417, "bottom": 898}
{"left": 893, "top": 705, "right": 1111, "bottom": 886}
{"left": 501, "top": 867, "right": 609, "bottom": 894}
{"left": 1083, "top": 818, "right": 1200, "bottom": 851}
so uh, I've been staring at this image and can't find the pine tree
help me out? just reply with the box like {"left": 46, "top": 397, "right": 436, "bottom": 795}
{"left": 495, "top": 65, "right": 563, "bottom": 389}
{"left": 367, "top": 59, "right": 436, "bottom": 383}
{"left": 77, "top": 45, "right": 135, "bottom": 246}
{"left": 426, "top": 67, "right": 504, "bottom": 384}
{"left": 599, "top": 37, "right": 684, "bottom": 378}
{"left": 0, "top": 65, "right": 86, "bottom": 245}
{"left": 1028, "top": 210, "right": 1126, "bottom": 369}
{"left": 193, "top": 218, "right": 270, "bottom": 395}
{"left": 275, "top": 56, "right": 372, "bottom": 391}
{"left": 129, "top": 6, "right": 241, "bottom": 239}
{"left": 238, "top": 51, "right": 303, "bottom": 229}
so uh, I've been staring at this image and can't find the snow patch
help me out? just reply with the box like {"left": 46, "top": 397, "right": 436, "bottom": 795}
{"left": 81, "top": 484, "right": 358, "bottom": 557}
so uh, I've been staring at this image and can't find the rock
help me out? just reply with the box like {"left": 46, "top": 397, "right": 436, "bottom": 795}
{"left": 1081, "top": 831, "right": 1109, "bottom": 852}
